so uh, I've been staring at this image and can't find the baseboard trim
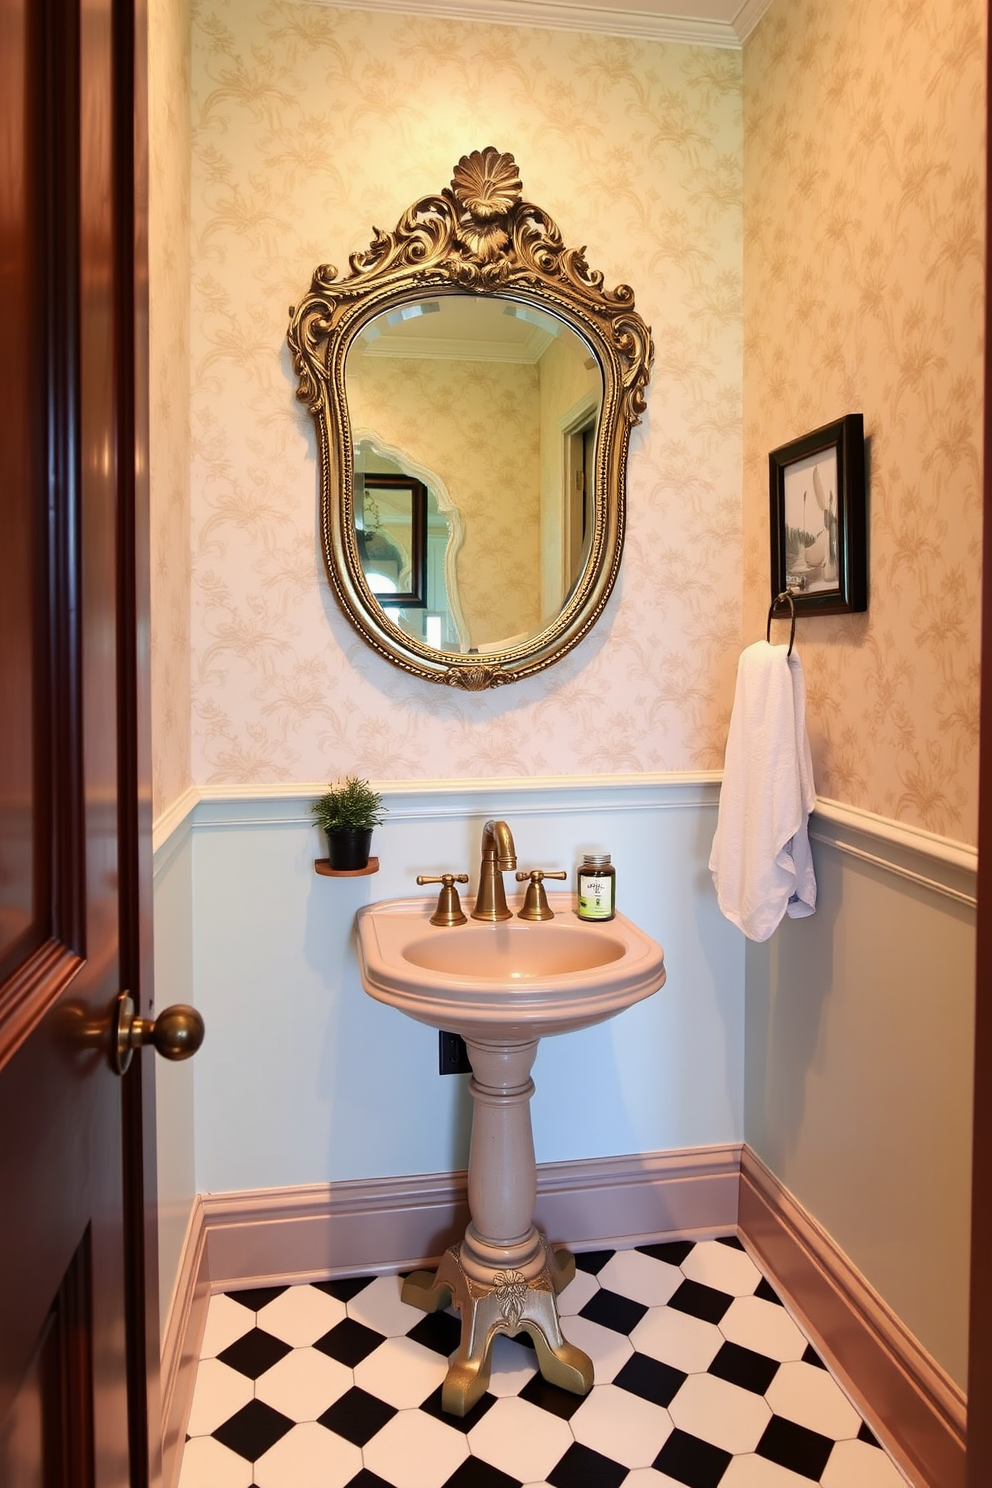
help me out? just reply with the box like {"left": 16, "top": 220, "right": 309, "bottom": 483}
{"left": 199, "top": 1144, "right": 742, "bottom": 1292}
{"left": 160, "top": 1197, "right": 209, "bottom": 1488}
{"left": 739, "top": 1146, "right": 966, "bottom": 1488}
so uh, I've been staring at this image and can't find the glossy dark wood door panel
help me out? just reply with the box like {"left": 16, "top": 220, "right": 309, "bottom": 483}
{"left": 0, "top": 0, "right": 155, "bottom": 1483}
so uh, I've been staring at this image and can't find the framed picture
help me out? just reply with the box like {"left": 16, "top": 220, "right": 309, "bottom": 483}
{"left": 355, "top": 472, "right": 428, "bottom": 608}
{"left": 769, "top": 414, "right": 867, "bottom": 616}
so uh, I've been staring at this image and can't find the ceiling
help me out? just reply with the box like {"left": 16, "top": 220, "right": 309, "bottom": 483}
{"left": 318, "top": 0, "right": 773, "bottom": 46}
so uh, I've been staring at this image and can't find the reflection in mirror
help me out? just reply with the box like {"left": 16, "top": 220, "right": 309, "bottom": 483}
{"left": 347, "top": 295, "right": 602, "bottom": 654}
{"left": 355, "top": 472, "right": 427, "bottom": 607}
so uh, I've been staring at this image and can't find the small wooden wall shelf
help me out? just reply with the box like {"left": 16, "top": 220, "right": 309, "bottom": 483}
{"left": 314, "top": 857, "right": 379, "bottom": 878}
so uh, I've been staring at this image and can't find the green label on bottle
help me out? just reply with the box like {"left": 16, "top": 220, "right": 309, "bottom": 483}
{"left": 578, "top": 872, "right": 614, "bottom": 919}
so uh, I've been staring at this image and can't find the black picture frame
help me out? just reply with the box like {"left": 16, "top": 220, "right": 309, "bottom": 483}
{"left": 769, "top": 414, "right": 867, "bottom": 617}
{"left": 355, "top": 472, "right": 428, "bottom": 608}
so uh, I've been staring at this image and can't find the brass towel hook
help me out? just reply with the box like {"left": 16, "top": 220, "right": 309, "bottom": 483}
{"left": 766, "top": 589, "right": 797, "bottom": 656}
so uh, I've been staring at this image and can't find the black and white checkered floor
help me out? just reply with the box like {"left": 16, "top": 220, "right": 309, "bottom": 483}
{"left": 178, "top": 1237, "right": 907, "bottom": 1488}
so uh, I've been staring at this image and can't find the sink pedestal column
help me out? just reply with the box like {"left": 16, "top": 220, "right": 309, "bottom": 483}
{"left": 402, "top": 1037, "right": 594, "bottom": 1416}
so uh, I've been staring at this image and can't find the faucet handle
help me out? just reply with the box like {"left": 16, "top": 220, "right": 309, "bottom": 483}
{"left": 417, "top": 873, "right": 470, "bottom": 927}
{"left": 515, "top": 869, "right": 568, "bottom": 922}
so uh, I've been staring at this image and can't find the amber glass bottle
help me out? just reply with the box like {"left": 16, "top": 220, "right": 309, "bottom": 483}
{"left": 576, "top": 853, "right": 616, "bottom": 921}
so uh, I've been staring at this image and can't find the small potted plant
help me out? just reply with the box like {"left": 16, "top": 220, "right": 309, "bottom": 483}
{"left": 310, "top": 776, "right": 386, "bottom": 871}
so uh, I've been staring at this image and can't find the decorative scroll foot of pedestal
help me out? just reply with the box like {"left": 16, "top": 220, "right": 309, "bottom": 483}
{"left": 402, "top": 1238, "right": 593, "bottom": 1417}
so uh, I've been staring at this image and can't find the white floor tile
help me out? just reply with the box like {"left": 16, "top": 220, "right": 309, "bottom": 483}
{"left": 569, "top": 1383, "right": 673, "bottom": 1469}
{"left": 347, "top": 1273, "right": 428, "bottom": 1337}
{"left": 354, "top": 1334, "right": 448, "bottom": 1409}
{"left": 719, "top": 1453, "right": 813, "bottom": 1486}
{"left": 468, "top": 1395, "right": 574, "bottom": 1481}
{"left": 597, "top": 1250, "right": 683, "bottom": 1308}
{"left": 821, "top": 1438, "right": 910, "bottom": 1486}
{"left": 630, "top": 1302, "right": 724, "bottom": 1373}
{"left": 622, "top": 1471, "right": 692, "bottom": 1488}
{"left": 256, "top": 1284, "right": 347, "bottom": 1347}
{"left": 719, "top": 1294, "right": 809, "bottom": 1362}
{"left": 485, "top": 1333, "right": 539, "bottom": 1395}
{"left": 199, "top": 1294, "right": 256, "bottom": 1359}
{"left": 668, "top": 1372, "right": 772, "bottom": 1454}
{"left": 177, "top": 1435, "right": 253, "bottom": 1488}
{"left": 254, "top": 1346, "right": 352, "bottom": 1421}
{"left": 681, "top": 1240, "right": 762, "bottom": 1298}
{"left": 559, "top": 1312, "right": 634, "bottom": 1381}
{"left": 765, "top": 1359, "right": 862, "bottom": 1440}
{"left": 363, "top": 1408, "right": 469, "bottom": 1488}
{"left": 555, "top": 1265, "right": 600, "bottom": 1316}
{"left": 184, "top": 1358, "right": 253, "bottom": 1437}
{"left": 253, "top": 1420, "right": 361, "bottom": 1488}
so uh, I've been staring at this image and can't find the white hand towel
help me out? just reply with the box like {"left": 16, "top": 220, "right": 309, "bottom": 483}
{"left": 709, "top": 640, "right": 816, "bottom": 941}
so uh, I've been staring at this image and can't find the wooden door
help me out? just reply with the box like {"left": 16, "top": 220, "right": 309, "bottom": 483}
{"left": 0, "top": 0, "right": 158, "bottom": 1484}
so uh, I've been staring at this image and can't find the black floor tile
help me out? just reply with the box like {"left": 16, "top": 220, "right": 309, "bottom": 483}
{"left": 578, "top": 1286, "right": 648, "bottom": 1335}
{"left": 613, "top": 1351, "right": 686, "bottom": 1407}
{"left": 442, "top": 1457, "right": 522, "bottom": 1488}
{"left": 313, "top": 1275, "right": 375, "bottom": 1303}
{"left": 313, "top": 1317, "right": 386, "bottom": 1367}
{"left": 407, "top": 1309, "right": 462, "bottom": 1357}
{"left": 547, "top": 1441, "right": 627, "bottom": 1488}
{"left": 345, "top": 1472, "right": 397, "bottom": 1488}
{"left": 217, "top": 1328, "right": 292, "bottom": 1380}
{"left": 212, "top": 1400, "right": 294, "bottom": 1461}
{"left": 715, "top": 1234, "right": 745, "bottom": 1250}
{"left": 226, "top": 1285, "right": 289, "bottom": 1313}
{"left": 518, "top": 1372, "right": 585, "bottom": 1420}
{"left": 708, "top": 1340, "right": 780, "bottom": 1395}
{"left": 653, "top": 1428, "right": 732, "bottom": 1488}
{"left": 666, "top": 1279, "right": 734, "bottom": 1325}
{"left": 317, "top": 1386, "right": 396, "bottom": 1446}
{"left": 858, "top": 1420, "right": 881, "bottom": 1447}
{"left": 756, "top": 1414, "right": 835, "bottom": 1481}
{"left": 419, "top": 1385, "right": 496, "bottom": 1432}
{"left": 636, "top": 1239, "right": 695, "bottom": 1267}
{"left": 573, "top": 1249, "right": 614, "bottom": 1275}
{"left": 754, "top": 1276, "right": 783, "bottom": 1305}
{"left": 802, "top": 1343, "right": 827, "bottom": 1369}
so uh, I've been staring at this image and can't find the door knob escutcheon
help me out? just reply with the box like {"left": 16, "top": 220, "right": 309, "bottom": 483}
{"left": 114, "top": 991, "right": 205, "bottom": 1075}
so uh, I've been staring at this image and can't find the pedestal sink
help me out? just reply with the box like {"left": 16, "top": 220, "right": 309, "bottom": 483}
{"left": 355, "top": 892, "right": 666, "bottom": 1415}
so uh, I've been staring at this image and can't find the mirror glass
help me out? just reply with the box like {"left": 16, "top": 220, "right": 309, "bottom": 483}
{"left": 347, "top": 295, "right": 602, "bottom": 655}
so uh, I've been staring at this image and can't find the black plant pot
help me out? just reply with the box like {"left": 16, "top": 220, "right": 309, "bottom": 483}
{"left": 326, "top": 828, "right": 373, "bottom": 871}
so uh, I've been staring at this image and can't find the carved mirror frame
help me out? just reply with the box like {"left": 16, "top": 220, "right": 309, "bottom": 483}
{"left": 288, "top": 147, "right": 653, "bottom": 690}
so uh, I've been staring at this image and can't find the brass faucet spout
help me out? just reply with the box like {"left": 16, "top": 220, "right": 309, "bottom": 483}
{"left": 472, "top": 820, "right": 517, "bottom": 921}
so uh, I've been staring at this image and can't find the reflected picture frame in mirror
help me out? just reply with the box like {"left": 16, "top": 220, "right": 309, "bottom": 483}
{"left": 288, "top": 146, "right": 653, "bottom": 689}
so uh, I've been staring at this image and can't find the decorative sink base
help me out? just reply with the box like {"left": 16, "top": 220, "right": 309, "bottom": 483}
{"left": 400, "top": 1035, "right": 594, "bottom": 1416}
{"left": 402, "top": 1235, "right": 592, "bottom": 1416}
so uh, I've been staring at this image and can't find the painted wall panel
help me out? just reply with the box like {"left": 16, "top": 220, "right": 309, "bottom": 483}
{"left": 189, "top": 781, "right": 744, "bottom": 1194}
{"left": 153, "top": 822, "right": 197, "bottom": 1330}
{"left": 745, "top": 840, "right": 975, "bottom": 1388}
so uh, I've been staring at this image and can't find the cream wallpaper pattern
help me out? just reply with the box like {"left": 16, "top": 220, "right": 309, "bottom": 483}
{"left": 744, "top": 0, "right": 985, "bottom": 844}
{"left": 188, "top": 1, "right": 744, "bottom": 784}
{"left": 149, "top": 0, "right": 193, "bottom": 815}
{"left": 349, "top": 356, "right": 543, "bottom": 644}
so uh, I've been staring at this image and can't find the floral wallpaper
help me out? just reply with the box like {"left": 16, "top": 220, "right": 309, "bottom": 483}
{"left": 149, "top": 0, "right": 193, "bottom": 815}
{"left": 348, "top": 355, "right": 543, "bottom": 645}
{"left": 187, "top": 0, "right": 744, "bottom": 785}
{"left": 743, "top": 0, "right": 985, "bottom": 844}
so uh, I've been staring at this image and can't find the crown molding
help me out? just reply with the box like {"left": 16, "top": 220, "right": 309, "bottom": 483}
{"left": 313, "top": 0, "right": 776, "bottom": 48}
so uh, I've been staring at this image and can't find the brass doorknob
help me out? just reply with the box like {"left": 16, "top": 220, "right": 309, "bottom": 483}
{"left": 114, "top": 992, "right": 205, "bottom": 1075}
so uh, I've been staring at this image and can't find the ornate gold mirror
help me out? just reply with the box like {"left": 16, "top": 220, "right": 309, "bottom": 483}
{"left": 288, "top": 147, "right": 653, "bottom": 689}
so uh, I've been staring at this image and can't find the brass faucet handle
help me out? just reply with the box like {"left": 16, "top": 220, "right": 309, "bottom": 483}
{"left": 515, "top": 869, "right": 568, "bottom": 922}
{"left": 417, "top": 873, "right": 470, "bottom": 927}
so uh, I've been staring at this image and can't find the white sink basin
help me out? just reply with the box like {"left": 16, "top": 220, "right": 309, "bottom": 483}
{"left": 356, "top": 893, "right": 666, "bottom": 1042}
